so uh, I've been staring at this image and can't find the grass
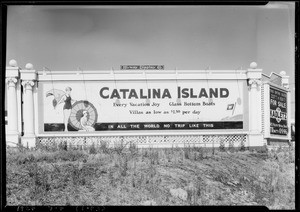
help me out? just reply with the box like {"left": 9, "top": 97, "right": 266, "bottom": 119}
{"left": 6, "top": 143, "right": 295, "bottom": 209}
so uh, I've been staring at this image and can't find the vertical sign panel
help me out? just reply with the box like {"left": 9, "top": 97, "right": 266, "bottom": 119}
{"left": 270, "top": 87, "right": 288, "bottom": 135}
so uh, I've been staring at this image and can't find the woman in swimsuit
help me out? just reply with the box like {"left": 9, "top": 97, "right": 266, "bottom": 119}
{"left": 55, "top": 87, "right": 76, "bottom": 131}
{"left": 80, "top": 110, "right": 95, "bottom": 132}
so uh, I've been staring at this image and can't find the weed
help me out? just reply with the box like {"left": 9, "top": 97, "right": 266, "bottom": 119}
{"left": 276, "top": 145, "right": 282, "bottom": 153}
{"left": 108, "top": 169, "right": 116, "bottom": 187}
{"left": 240, "top": 140, "right": 246, "bottom": 151}
{"left": 120, "top": 155, "right": 128, "bottom": 177}
{"left": 114, "top": 140, "right": 126, "bottom": 155}
{"left": 228, "top": 141, "right": 234, "bottom": 153}
{"left": 196, "top": 181, "right": 202, "bottom": 197}
{"left": 193, "top": 146, "right": 204, "bottom": 160}
{"left": 6, "top": 143, "right": 295, "bottom": 208}
{"left": 100, "top": 140, "right": 109, "bottom": 154}
{"left": 89, "top": 143, "right": 97, "bottom": 154}
{"left": 183, "top": 145, "right": 191, "bottom": 160}
{"left": 17, "top": 142, "right": 27, "bottom": 152}
{"left": 164, "top": 148, "right": 172, "bottom": 163}
{"left": 149, "top": 150, "right": 159, "bottom": 165}
{"left": 58, "top": 141, "right": 68, "bottom": 151}
{"left": 26, "top": 161, "right": 51, "bottom": 204}
{"left": 219, "top": 140, "right": 225, "bottom": 152}
{"left": 131, "top": 175, "right": 136, "bottom": 188}
{"left": 54, "top": 150, "right": 88, "bottom": 162}
{"left": 129, "top": 142, "right": 138, "bottom": 156}
{"left": 187, "top": 186, "right": 197, "bottom": 205}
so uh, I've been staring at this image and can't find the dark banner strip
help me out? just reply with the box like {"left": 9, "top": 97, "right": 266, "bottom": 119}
{"left": 44, "top": 121, "right": 243, "bottom": 132}
{"left": 120, "top": 65, "right": 164, "bottom": 70}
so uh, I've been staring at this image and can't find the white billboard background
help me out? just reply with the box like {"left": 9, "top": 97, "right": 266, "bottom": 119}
{"left": 42, "top": 80, "right": 243, "bottom": 124}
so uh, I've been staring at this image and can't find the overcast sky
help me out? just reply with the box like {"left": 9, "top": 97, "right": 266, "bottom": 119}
{"left": 6, "top": 3, "right": 295, "bottom": 117}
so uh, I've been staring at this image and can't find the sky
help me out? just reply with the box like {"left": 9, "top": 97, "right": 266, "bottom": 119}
{"left": 6, "top": 3, "right": 295, "bottom": 118}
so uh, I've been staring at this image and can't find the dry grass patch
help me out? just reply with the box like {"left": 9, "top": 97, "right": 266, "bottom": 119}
{"left": 6, "top": 144, "right": 295, "bottom": 208}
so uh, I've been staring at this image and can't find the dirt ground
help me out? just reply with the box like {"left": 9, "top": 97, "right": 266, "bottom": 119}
{"left": 6, "top": 144, "right": 295, "bottom": 209}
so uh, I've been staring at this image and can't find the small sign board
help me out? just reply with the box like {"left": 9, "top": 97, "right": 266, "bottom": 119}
{"left": 269, "top": 87, "right": 288, "bottom": 135}
{"left": 120, "top": 65, "right": 164, "bottom": 70}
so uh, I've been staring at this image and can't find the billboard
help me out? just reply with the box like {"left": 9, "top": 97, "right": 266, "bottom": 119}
{"left": 269, "top": 87, "right": 288, "bottom": 135}
{"left": 40, "top": 80, "right": 244, "bottom": 132}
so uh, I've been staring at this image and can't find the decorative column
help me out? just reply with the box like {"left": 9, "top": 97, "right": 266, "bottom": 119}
{"left": 5, "top": 59, "right": 20, "bottom": 146}
{"left": 280, "top": 71, "right": 292, "bottom": 142}
{"left": 247, "top": 62, "right": 264, "bottom": 147}
{"left": 20, "top": 63, "right": 37, "bottom": 148}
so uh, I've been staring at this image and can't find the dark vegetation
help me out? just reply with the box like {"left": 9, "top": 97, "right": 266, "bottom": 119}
{"left": 6, "top": 141, "right": 295, "bottom": 209}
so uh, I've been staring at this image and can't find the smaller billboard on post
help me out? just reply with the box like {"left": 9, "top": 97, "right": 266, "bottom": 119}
{"left": 120, "top": 65, "right": 164, "bottom": 70}
{"left": 269, "top": 86, "right": 288, "bottom": 136}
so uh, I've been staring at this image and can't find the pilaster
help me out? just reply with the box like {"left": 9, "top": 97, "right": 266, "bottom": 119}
{"left": 247, "top": 62, "right": 264, "bottom": 146}
{"left": 20, "top": 63, "right": 37, "bottom": 148}
{"left": 5, "top": 60, "right": 21, "bottom": 146}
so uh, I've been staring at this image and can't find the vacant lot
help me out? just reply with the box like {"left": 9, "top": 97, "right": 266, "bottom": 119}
{"left": 6, "top": 142, "right": 295, "bottom": 209}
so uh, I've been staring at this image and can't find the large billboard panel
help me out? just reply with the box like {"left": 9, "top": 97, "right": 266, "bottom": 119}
{"left": 40, "top": 80, "right": 244, "bottom": 132}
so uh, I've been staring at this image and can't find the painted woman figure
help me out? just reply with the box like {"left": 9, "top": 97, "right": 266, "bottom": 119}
{"left": 55, "top": 87, "right": 76, "bottom": 131}
{"left": 80, "top": 110, "right": 95, "bottom": 132}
